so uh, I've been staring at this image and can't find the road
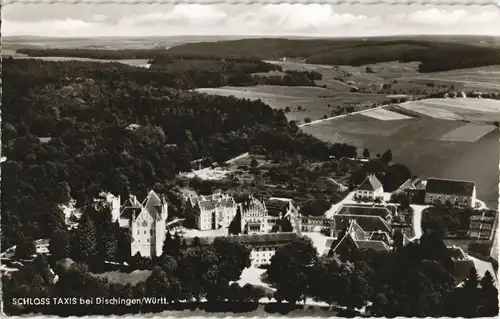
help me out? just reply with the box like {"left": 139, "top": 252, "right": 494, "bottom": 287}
{"left": 409, "top": 204, "right": 428, "bottom": 241}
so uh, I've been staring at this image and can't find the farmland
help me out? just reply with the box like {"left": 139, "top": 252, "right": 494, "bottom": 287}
{"left": 301, "top": 108, "right": 499, "bottom": 208}
{"left": 196, "top": 86, "right": 392, "bottom": 122}
{"left": 398, "top": 98, "right": 500, "bottom": 122}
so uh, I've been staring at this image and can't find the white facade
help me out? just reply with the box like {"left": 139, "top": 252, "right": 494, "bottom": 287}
{"left": 355, "top": 174, "right": 384, "bottom": 200}
{"left": 190, "top": 191, "right": 237, "bottom": 230}
{"left": 250, "top": 245, "right": 278, "bottom": 267}
{"left": 98, "top": 192, "right": 121, "bottom": 222}
{"left": 119, "top": 191, "right": 168, "bottom": 258}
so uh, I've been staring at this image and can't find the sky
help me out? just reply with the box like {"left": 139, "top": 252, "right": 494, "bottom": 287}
{"left": 2, "top": 3, "right": 500, "bottom": 37}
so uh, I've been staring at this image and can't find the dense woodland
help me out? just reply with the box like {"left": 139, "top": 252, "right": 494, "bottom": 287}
{"left": 162, "top": 39, "right": 500, "bottom": 72}
{"left": 1, "top": 58, "right": 336, "bottom": 250}
{"left": 3, "top": 232, "right": 498, "bottom": 317}
{"left": 17, "top": 38, "right": 500, "bottom": 73}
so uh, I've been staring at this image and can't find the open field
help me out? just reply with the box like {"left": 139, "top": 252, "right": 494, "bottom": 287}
{"left": 196, "top": 86, "right": 392, "bottom": 122}
{"left": 398, "top": 98, "right": 500, "bottom": 122}
{"left": 440, "top": 123, "right": 496, "bottom": 143}
{"left": 396, "top": 65, "right": 500, "bottom": 91}
{"left": 361, "top": 108, "right": 413, "bottom": 121}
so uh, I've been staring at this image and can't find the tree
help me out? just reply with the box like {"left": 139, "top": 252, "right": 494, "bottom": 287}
{"left": 381, "top": 149, "right": 393, "bottom": 164}
{"left": 49, "top": 230, "right": 71, "bottom": 262}
{"left": 362, "top": 148, "right": 370, "bottom": 158}
{"left": 250, "top": 157, "right": 258, "bottom": 168}
{"left": 76, "top": 213, "right": 98, "bottom": 261}
{"left": 228, "top": 207, "right": 242, "bottom": 235}
{"left": 478, "top": 271, "right": 499, "bottom": 316}
{"left": 15, "top": 237, "right": 36, "bottom": 260}
{"left": 267, "top": 237, "right": 318, "bottom": 304}
{"left": 304, "top": 117, "right": 311, "bottom": 123}
{"left": 212, "top": 237, "right": 251, "bottom": 282}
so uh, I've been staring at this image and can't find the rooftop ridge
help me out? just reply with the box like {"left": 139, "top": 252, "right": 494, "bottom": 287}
{"left": 427, "top": 177, "right": 475, "bottom": 184}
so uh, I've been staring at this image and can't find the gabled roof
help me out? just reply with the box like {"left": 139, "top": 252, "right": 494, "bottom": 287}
{"left": 338, "top": 204, "right": 391, "bottom": 219}
{"left": 355, "top": 240, "right": 390, "bottom": 252}
{"left": 331, "top": 220, "right": 391, "bottom": 254}
{"left": 398, "top": 179, "right": 416, "bottom": 190}
{"left": 142, "top": 190, "right": 164, "bottom": 220}
{"left": 120, "top": 191, "right": 166, "bottom": 222}
{"left": 334, "top": 214, "right": 392, "bottom": 233}
{"left": 357, "top": 175, "right": 383, "bottom": 191}
{"left": 241, "top": 196, "right": 266, "bottom": 212}
{"left": 425, "top": 178, "right": 475, "bottom": 197}
{"left": 264, "top": 199, "right": 292, "bottom": 217}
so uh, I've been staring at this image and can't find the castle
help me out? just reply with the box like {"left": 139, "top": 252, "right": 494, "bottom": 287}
{"left": 187, "top": 191, "right": 238, "bottom": 230}
{"left": 100, "top": 190, "right": 168, "bottom": 258}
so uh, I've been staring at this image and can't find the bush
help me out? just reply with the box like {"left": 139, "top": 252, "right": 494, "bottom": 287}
{"left": 304, "top": 117, "right": 312, "bottom": 123}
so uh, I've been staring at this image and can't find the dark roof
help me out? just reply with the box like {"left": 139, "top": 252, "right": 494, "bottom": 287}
{"left": 265, "top": 199, "right": 291, "bottom": 217}
{"left": 338, "top": 205, "right": 391, "bottom": 219}
{"left": 425, "top": 178, "right": 475, "bottom": 197}
{"left": 357, "top": 175, "right": 383, "bottom": 191}
{"left": 184, "top": 232, "right": 300, "bottom": 247}
{"left": 356, "top": 240, "right": 390, "bottom": 252}
{"left": 447, "top": 246, "right": 467, "bottom": 260}
{"left": 369, "top": 231, "right": 391, "bottom": 244}
{"left": 120, "top": 207, "right": 142, "bottom": 220}
{"left": 335, "top": 215, "right": 392, "bottom": 233}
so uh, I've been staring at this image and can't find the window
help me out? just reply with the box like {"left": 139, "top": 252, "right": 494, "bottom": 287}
{"left": 137, "top": 229, "right": 139, "bottom": 235}
{"left": 147, "top": 238, "right": 150, "bottom": 243}
{"left": 144, "top": 230, "right": 147, "bottom": 235}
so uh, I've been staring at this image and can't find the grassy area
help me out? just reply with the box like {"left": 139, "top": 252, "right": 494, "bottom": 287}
{"left": 93, "top": 270, "right": 151, "bottom": 286}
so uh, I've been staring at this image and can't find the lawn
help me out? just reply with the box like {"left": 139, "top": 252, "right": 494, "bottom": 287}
{"left": 93, "top": 270, "right": 151, "bottom": 286}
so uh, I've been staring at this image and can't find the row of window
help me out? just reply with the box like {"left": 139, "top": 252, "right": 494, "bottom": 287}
{"left": 137, "top": 229, "right": 155, "bottom": 235}
{"left": 428, "top": 195, "right": 468, "bottom": 203}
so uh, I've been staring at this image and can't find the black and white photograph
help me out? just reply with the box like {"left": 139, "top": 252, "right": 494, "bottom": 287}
{"left": 1, "top": 1, "right": 499, "bottom": 317}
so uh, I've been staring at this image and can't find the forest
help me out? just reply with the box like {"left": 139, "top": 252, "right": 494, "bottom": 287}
{"left": 166, "top": 38, "right": 500, "bottom": 72}
{"left": 10, "top": 51, "right": 322, "bottom": 87}
{"left": 1, "top": 58, "right": 336, "bottom": 250}
{"left": 16, "top": 38, "right": 500, "bottom": 73}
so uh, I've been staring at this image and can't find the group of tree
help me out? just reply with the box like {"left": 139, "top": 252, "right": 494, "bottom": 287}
{"left": 266, "top": 234, "right": 498, "bottom": 317}
{"left": 2, "top": 234, "right": 260, "bottom": 315}
{"left": 421, "top": 202, "right": 476, "bottom": 237}
{"left": 350, "top": 149, "right": 412, "bottom": 192}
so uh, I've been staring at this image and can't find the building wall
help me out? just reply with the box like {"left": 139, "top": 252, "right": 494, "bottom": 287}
{"left": 355, "top": 187, "right": 383, "bottom": 200}
{"left": 196, "top": 209, "right": 213, "bottom": 230}
{"left": 250, "top": 245, "right": 278, "bottom": 267}
{"left": 130, "top": 211, "right": 154, "bottom": 257}
{"left": 424, "top": 192, "right": 474, "bottom": 207}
